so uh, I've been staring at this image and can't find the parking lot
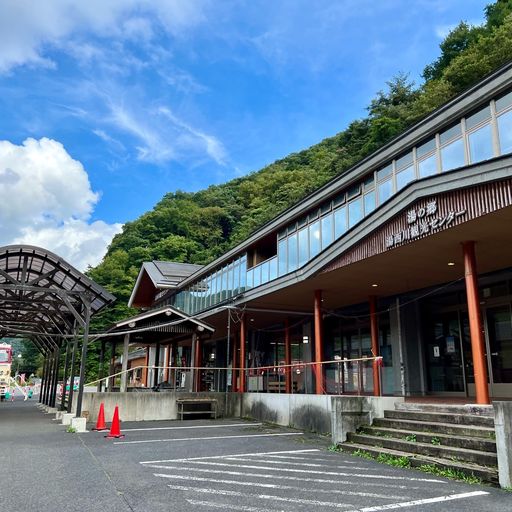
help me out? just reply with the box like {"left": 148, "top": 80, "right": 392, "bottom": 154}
{"left": 2, "top": 402, "right": 511, "bottom": 512}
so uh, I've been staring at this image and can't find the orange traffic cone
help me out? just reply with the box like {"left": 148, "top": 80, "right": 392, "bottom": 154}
{"left": 105, "top": 405, "right": 124, "bottom": 439}
{"left": 92, "top": 402, "right": 108, "bottom": 431}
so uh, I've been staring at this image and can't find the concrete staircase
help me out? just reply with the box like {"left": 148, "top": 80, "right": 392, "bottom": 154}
{"left": 340, "top": 402, "right": 498, "bottom": 484}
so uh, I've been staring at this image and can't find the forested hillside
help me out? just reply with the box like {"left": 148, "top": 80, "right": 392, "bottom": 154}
{"left": 89, "top": 0, "right": 512, "bottom": 328}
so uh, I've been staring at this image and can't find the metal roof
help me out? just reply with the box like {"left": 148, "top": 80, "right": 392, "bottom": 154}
{"left": 0, "top": 244, "right": 115, "bottom": 350}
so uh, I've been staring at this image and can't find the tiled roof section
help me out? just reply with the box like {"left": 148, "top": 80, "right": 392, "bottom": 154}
{"left": 145, "top": 261, "right": 203, "bottom": 288}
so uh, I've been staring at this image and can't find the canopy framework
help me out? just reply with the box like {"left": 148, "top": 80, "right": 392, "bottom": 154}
{"left": 0, "top": 245, "right": 115, "bottom": 415}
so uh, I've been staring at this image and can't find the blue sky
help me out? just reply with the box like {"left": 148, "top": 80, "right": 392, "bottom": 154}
{"left": 0, "top": 1, "right": 489, "bottom": 269}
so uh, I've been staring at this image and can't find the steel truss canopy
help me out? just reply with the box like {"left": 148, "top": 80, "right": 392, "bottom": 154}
{"left": 0, "top": 245, "right": 115, "bottom": 351}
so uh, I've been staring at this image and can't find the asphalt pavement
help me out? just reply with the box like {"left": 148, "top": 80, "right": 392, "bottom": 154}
{"left": 1, "top": 399, "right": 511, "bottom": 511}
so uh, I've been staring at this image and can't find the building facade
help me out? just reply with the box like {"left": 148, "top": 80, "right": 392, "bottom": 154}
{"left": 129, "top": 62, "right": 512, "bottom": 403}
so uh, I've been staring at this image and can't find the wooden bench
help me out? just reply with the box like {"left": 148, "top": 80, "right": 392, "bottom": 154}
{"left": 176, "top": 398, "right": 218, "bottom": 420}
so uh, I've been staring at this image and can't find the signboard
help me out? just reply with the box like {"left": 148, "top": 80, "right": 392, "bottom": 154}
{"left": 385, "top": 199, "right": 466, "bottom": 249}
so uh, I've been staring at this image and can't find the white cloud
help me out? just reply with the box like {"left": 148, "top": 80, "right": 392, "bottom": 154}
{"left": 0, "top": 0, "right": 208, "bottom": 73}
{"left": 0, "top": 138, "right": 122, "bottom": 270}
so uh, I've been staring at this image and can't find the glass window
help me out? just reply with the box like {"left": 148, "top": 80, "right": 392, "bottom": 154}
{"left": 288, "top": 233, "right": 298, "bottom": 272}
{"left": 440, "top": 123, "right": 462, "bottom": 145}
{"left": 278, "top": 228, "right": 287, "bottom": 240}
{"left": 417, "top": 138, "right": 436, "bottom": 158}
{"left": 269, "top": 257, "right": 277, "bottom": 281}
{"left": 396, "top": 165, "right": 415, "bottom": 190}
{"left": 418, "top": 154, "right": 437, "bottom": 178}
{"left": 226, "top": 265, "right": 233, "bottom": 298}
{"left": 261, "top": 261, "right": 270, "bottom": 284}
{"left": 246, "top": 268, "right": 254, "bottom": 289}
{"left": 466, "top": 106, "right": 490, "bottom": 129}
{"left": 498, "top": 110, "right": 512, "bottom": 154}
{"left": 278, "top": 238, "right": 287, "bottom": 276}
{"left": 221, "top": 269, "right": 228, "bottom": 300}
{"left": 347, "top": 184, "right": 361, "bottom": 199}
{"left": 440, "top": 138, "right": 465, "bottom": 171}
{"left": 378, "top": 179, "right": 393, "bottom": 204}
{"left": 240, "top": 259, "right": 247, "bottom": 291}
{"left": 377, "top": 164, "right": 392, "bottom": 181}
{"left": 320, "top": 203, "right": 331, "bottom": 215}
{"left": 334, "top": 206, "right": 347, "bottom": 238}
{"left": 396, "top": 151, "right": 413, "bottom": 170}
{"left": 309, "top": 220, "right": 321, "bottom": 258}
{"left": 287, "top": 223, "right": 297, "bottom": 235}
{"left": 253, "top": 265, "right": 261, "bottom": 287}
{"left": 496, "top": 91, "right": 512, "bottom": 113}
{"left": 297, "top": 215, "right": 308, "bottom": 229}
{"left": 363, "top": 174, "right": 374, "bottom": 189}
{"left": 468, "top": 123, "right": 493, "bottom": 163}
{"left": 298, "top": 226, "right": 309, "bottom": 267}
{"left": 364, "top": 190, "right": 376, "bottom": 214}
{"left": 348, "top": 198, "right": 363, "bottom": 227}
{"left": 333, "top": 193, "right": 346, "bottom": 207}
{"left": 321, "top": 214, "right": 333, "bottom": 249}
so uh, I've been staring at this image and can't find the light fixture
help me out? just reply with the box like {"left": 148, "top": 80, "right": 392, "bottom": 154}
{"left": 197, "top": 325, "right": 205, "bottom": 332}
{"left": 128, "top": 321, "right": 136, "bottom": 328}
{"left": 447, "top": 262, "right": 455, "bottom": 266}
{"left": 250, "top": 318, "right": 255, "bottom": 322}
{"left": 302, "top": 335, "right": 309, "bottom": 344}
{"left": 371, "top": 284, "right": 378, "bottom": 288}
{"left": 165, "top": 310, "right": 173, "bottom": 316}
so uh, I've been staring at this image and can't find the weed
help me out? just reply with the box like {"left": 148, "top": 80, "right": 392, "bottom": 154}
{"left": 377, "top": 453, "right": 411, "bottom": 468}
{"left": 66, "top": 426, "right": 77, "bottom": 433}
{"left": 405, "top": 434, "right": 417, "bottom": 442}
{"left": 328, "top": 444, "right": 341, "bottom": 452}
{"left": 431, "top": 437, "right": 441, "bottom": 445}
{"left": 352, "top": 449, "right": 374, "bottom": 460}
{"left": 419, "top": 464, "right": 482, "bottom": 485}
{"left": 488, "top": 431, "right": 496, "bottom": 440}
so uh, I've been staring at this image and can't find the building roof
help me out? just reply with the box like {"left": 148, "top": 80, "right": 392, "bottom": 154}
{"left": 128, "top": 261, "right": 203, "bottom": 308}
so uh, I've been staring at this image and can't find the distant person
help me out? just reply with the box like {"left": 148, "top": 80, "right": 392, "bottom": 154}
{"left": 27, "top": 387, "right": 33, "bottom": 399}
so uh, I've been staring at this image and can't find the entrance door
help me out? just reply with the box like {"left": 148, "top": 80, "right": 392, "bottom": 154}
{"left": 485, "top": 305, "right": 512, "bottom": 397}
{"left": 425, "top": 312, "right": 466, "bottom": 394}
{"left": 341, "top": 327, "right": 373, "bottom": 394}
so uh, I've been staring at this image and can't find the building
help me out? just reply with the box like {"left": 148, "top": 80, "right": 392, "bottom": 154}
{"left": 125, "top": 61, "right": 512, "bottom": 405}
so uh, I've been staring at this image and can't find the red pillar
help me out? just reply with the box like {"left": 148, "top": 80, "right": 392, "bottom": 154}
{"left": 463, "top": 241, "right": 490, "bottom": 405}
{"left": 231, "top": 335, "right": 238, "bottom": 392}
{"left": 285, "top": 319, "right": 292, "bottom": 393}
{"left": 164, "top": 345, "right": 171, "bottom": 382}
{"left": 314, "top": 290, "right": 324, "bottom": 394}
{"left": 194, "top": 335, "right": 202, "bottom": 392}
{"left": 369, "top": 295, "right": 381, "bottom": 397}
{"left": 143, "top": 345, "right": 149, "bottom": 387}
{"left": 239, "top": 314, "right": 246, "bottom": 393}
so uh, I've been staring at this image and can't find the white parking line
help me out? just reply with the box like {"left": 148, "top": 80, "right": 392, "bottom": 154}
{"left": 180, "top": 460, "right": 446, "bottom": 482}
{"left": 166, "top": 484, "right": 354, "bottom": 508}
{"left": 357, "top": 490, "right": 489, "bottom": 511}
{"left": 145, "top": 464, "right": 421, "bottom": 489}
{"left": 188, "top": 500, "right": 284, "bottom": 512}
{"left": 154, "top": 473, "right": 411, "bottom": 500}
{"left": 264, "top": 454, "right": 359, "bottom": 463}
{"left": 122, "top": 422, "right": 262, "bottom": 432}
{"left": 187, "top": 491, "right": 489, "bottom": 512}
{"left": 140, "top": 448, "right": 319, "bottom": 464}
{"left": 115, "top": 432, "right": 303, "bottom": 445}
{"left": 222, "top": 456, "right": 387, "bottom": 471}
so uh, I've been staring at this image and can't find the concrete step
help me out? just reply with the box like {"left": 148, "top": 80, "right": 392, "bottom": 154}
{"left": 358, "top": 425, "right": 496, "bottom": 453}
{"left": 384, "top": 409, "right": 495, "bottom": 427}
{"left": 395, "top": 402, "right": 494, "bottom": 417}
{"left": 347, "top": 433, "right": 497, "bottom": 466}
{"left": 373, "top": 417, "right": 495, "bottom": 438}
{"left": 339, "top": 442, "right": 498, "bottom": 484}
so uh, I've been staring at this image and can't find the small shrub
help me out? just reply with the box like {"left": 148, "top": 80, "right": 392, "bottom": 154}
{"left": 431, "top": 437, "right": 441, "bottom": 445}
{"left": 66, "top": 426, "right": 77, "bottom": 433}
{"left": 405, "top": 434, "right": 417, "bottom": 442}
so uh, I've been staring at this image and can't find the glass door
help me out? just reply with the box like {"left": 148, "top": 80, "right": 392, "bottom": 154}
{"left": 425, "top": 311, "right": 466, "bottom": 394}
{"left": 485, "top": 305, "right": 512, "bottom": 397}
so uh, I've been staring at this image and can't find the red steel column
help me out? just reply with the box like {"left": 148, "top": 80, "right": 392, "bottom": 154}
{"left": 194, "top": 335, "right": 202, "bottom": 392}
{"left": 239, "top": 314, "right": 246, "bottom": 393}
{"left": 314, "top": 290, "right": 324, "bottom": 394}
{"left": 143, "top": 345, "right": 149, "bottom": 387}
{"left": 369, "top": 295, "right": 381, "bottom": 397}
{"left": 285, "top": 319, "right": 292, "bottom": 394}
{"left": 231, "top": 334, "right": 238, "bottom": 392}
{"left": 463, "top": 241, "right": 490, "bottom": 405}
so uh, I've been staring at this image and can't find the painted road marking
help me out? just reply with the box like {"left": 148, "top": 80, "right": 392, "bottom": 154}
{"left": 222, "top": 456, "right": 388, "bottom": 471}
{"left": 140, "top": 448, "right": 319, "bottom": 464}
{"left": 179, "top": 460, "right": 446, "bottom": 482}
{"left": 154, "top": 473, "right": 411, "bottom": 499}
{"left": 357, "top": 490, "right": 489, "bottom": 511}
{"left": 122, "top": 422, "right": 262, "bottom": 432}
{"left": 115, "top": 432, "right": 304, "bottom": 445}
{"left": 186, "top": 491, "right": 489, "bottom": 512}
{"left": 166, "top": 484, "right": 354, "bottom": 508}
{"left": 263, "top": 454, "right": 360, "bottom": 463}
{"left": 145, "top": 464, "right": 422, "bottom": 489}
{"left": 187, "top": 500, "right": 283, "bottom": 512}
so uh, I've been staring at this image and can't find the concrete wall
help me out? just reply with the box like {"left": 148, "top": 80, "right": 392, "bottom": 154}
{"left": 78, "top": 391, "right": 241, "bottom": 423}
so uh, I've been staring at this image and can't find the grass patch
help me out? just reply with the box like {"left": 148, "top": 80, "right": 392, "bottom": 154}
{"left": 419, "top": 464, "right": 482, "bottom": 485}
{"left": 328, "top": 444, "right": 341, "bottom": 452}
{"left": 405, "top": 434, "right": 417, "bottom": 442}
{"left": 66, "top": 426, "right": 77, "bottom": 433}
{"left": 431, "top": 436, "right": 441, "bottom": 445}
{"left": 377, "top": 453, "right": 411, "bottom": 468}
{"left": 352, "top": 449, "right": 374, "bottom": 460}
